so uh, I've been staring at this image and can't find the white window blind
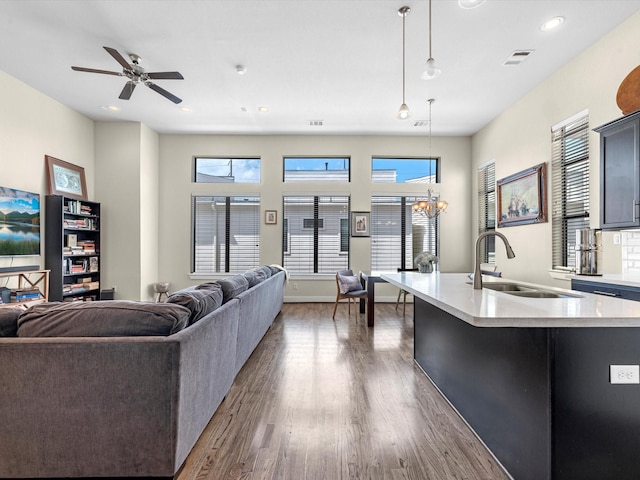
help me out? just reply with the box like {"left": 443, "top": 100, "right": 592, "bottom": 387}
{"left": 282, "top": 195, "right": 350, "bottom": 273}
{"left": 478, "top": 162, "right": 496, "bottom": 264}
{"left": 551, "top": 114, "right": 590, "bottom": 270}
{"left": 192, "top": 195, "right": 260, "bottom": 273}
{"left": 371, "top": 196, "right": 438, "bottom": 271}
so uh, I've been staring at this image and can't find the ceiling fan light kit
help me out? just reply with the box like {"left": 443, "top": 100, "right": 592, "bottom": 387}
{"left": 71, "top": 46, "right": 184, "bottom": 104}
{"left": 458, "top": 0, "right": 487, "bottom": 9}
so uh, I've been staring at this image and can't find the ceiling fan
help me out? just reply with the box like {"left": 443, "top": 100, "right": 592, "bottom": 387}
{"left": 71, "top": 46, "right": 184, "bottom": 104}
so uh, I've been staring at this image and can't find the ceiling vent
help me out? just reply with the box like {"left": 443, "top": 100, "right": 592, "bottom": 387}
{"left": 414, "top": 120, "right": 429, "bottom": 127}
{"left": 309, "top": 120, "right": 324, "bottom": 126}
{"left": 503, "top": 50, "right": 534, "bottom": 66}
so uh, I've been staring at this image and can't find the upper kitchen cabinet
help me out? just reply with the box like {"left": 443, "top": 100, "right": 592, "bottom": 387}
{"left": 595, "top": 110, "right": 640, "bottom": 229}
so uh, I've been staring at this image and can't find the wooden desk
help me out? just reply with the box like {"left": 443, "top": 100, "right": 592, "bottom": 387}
{"left": 360, "top": 272, "right": 389, "bottom": 327}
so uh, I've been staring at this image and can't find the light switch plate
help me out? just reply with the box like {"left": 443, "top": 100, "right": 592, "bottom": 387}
{"left": 610, "top": 365, "right": 639, "bottom": 384}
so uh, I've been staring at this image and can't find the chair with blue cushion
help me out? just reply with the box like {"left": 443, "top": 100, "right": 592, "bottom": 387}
{"left": 332, "top": 269, "right": 369, "bottom": 320}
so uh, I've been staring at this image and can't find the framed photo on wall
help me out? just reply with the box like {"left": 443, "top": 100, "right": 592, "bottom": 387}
{"left": 265, "top": 210, "right": 277, "bottom": 224}
{"left": 497, "top": 162, "right": 547, "bottom": 228}
{"left": 351, "top": 211, "right": 370, "bottom": 237}
{"left": 45, "top": 155, "right": 88, "bottom": 200}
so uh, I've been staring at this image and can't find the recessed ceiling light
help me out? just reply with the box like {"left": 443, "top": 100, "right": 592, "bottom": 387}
{"left": 458, "top": 0, "right": 486, "bottom": 9}
{"left": 258, "top": 106, "right": 269, "bottom": 113}
{"left": 541, "top": 16, "right": 564, "bottom": 31}
{"left": 98, "top": 105, "right": 120, "bottom": 111}
{"left": 236, "top": 65, "right": 247, "bottom": 75}
{"left": 179, "top": 106, "right": 192, "bottom": 113}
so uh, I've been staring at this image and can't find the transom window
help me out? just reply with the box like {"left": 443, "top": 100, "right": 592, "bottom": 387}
{"left": 194, "top": 157, "right": 261, "bottom": 183}
{"left": 371, "top": 157, "right": 439, "bottom": 183}
{"left": 283, "top": 157, "right": 350, "bottom": 183}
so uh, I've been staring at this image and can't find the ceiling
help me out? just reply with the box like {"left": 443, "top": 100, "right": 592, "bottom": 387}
{"left": 1, "top": 0, "right": 639, "bottom": 136}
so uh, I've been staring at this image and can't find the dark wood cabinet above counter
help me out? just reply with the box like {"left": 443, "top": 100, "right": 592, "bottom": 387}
{"left": 595, "top": 110, "right": 640, "bottom": 230}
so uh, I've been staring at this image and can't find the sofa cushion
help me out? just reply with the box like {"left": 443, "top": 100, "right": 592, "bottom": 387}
{"left": 259, "top": 265, "right": 273, "bottom": 278}
{"left": 167, "top": 284, "right": 223, "bottom": 324}
{"left": 217, "top": 275, "right": 249, "bottom": 303}
{"left": 17, "top": 301, "right": 190, "bottom": 337}
{"left": 243, "top": 269, "right": 267, "bottom": 288}
{"left": 0, "top": 307, "right": 22, "bottom": 337}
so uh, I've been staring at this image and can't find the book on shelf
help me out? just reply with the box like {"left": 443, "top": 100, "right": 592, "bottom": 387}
{"left": 64, "top": 200, "right": 93, "bottom": 215}
{"left": 67, "top": 233, "right": 78, "bottom": 248}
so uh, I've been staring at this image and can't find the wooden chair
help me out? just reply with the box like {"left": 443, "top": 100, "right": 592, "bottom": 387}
{"left": 395, "top": 268, "right": 418, "bottom": 315}
{"left": 332, "top": 269, "right": 369, "bottom": 320}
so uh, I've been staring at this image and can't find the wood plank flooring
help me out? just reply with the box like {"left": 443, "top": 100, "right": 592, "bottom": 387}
{"left": 177, "top": 303, "right": 511, "bottom": 480}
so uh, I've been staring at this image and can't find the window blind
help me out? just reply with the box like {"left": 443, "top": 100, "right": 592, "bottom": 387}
{"left": 282, "top": 195, "right": 350, "bottom": 273}
{"left": 192, "top": 195, "right": 260, "bottom": 273}
{"left": 477, "top": 162, "right": 496, "bottom": 264}
{"left": 371, "top": 196, "right": 438, "bottom": 271}
{"left": 551, "top": 114, "right": 590, "bottom": 270}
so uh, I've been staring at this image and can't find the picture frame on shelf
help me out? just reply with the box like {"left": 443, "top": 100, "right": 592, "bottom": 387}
{"left": 351, "top": 211, "right": 370, "bottom": 237}
{"left": 265, "top": 210, "right": 277, "bottom": 224}
{"left": 497, "top": 162, "right": 547, "bottom": 228}
{"left": 45, "top": 155, "right": 88, "bottom": 200}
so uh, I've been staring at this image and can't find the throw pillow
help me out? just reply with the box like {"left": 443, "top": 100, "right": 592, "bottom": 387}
{"left": 167, "top": 284, "right": 223, "bottom": 324}
{"left": 243, "top": 269, "right": 267, "bottom": 288}
{"left": 337, "top": 274, "right": 363, "bottom": 294}
{"left": 0, "top": 307, "right": 22, "bottom": 337}
{"left": 17, "top": 301, "right": 190, "bottom": 337}
{"left": 216, "top": 274, "right": 249, "bottom": 303}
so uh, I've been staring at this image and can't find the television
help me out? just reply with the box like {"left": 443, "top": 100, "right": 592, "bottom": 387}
{"left": 0, "top": 186, "right": 40, "bottom": 257}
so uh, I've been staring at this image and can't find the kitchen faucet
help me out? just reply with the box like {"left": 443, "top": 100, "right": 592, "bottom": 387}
{"left": 474, "top": 231, "right": 516, "bottom": 289}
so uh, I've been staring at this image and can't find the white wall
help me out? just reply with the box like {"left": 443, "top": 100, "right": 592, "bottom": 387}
{"left": 158, "top": 134, "right": 472, "bottom": 300}
{"left": 0, "top": 70, "right": 94, "bottom": 271}
{"left": 471, "top": 10, "right": 640, "bottom": 288}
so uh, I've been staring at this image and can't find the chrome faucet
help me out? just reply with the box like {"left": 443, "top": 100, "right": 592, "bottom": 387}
{"left": 474, "top": 231, "right": 516, "bottom": 289}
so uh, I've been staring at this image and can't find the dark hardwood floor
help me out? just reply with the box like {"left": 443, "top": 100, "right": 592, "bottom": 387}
{"left": 177, "top": 303, "right": 511, "bottom": 480}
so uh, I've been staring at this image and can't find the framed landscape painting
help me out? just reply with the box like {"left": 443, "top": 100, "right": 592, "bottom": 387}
{"left": 497, "top": 163, "right": 547, "bottom": 228}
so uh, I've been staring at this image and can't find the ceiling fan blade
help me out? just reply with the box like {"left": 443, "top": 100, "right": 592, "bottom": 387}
{"left": 145, "top": 81, "right": 182, "bottom": 104}
{"left": 103, "top": 46, "right": 132, "bottom": 70}
{"left": 71, "top": 66, "right": 122, "bottom": 76}
{"left": 119, "top": 81, "right": 136, "bottom": 100}
{"left": 146, "top": 71, "right": 184, "bottom": 80}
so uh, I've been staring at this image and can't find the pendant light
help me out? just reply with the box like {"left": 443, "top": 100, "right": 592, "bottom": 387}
{"left": 397, "top": 6, "right": 411, "bottom": 120}
{"left": 421, "top": 0, "right": 441, "bottom": 80}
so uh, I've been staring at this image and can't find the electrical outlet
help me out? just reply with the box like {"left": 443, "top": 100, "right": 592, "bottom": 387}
{"left": 613, "top": 233, "right": 622, "bottom": 245}
{"left": 292, "top": 282, "right": 299, "bottom": 291}
{"left": 610, "top": 365, "right": 639, "bottom": 384}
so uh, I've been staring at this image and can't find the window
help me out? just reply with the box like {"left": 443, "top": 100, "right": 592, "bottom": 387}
{"left": 371, "top": 157, "right": 439, "bottom": 183}
{"left": 283, "top": 157, "right": 350, "bottom": 182}
{"left": 551, "top": 113, "right": 590, "bottom": 270}
{"left": 371, "top": 196, "right": 439, "bottom": 271}
{"left": 194, "top": 158, "right": 261, "bottom": 183}
{"left": 192, "top": 195, "right": 260, "bottom": 273}
{"left": 282, "top": 195, "right": 350, "bottom": 273}
{"left": 477, "top": 162, "right": 496, "bottom": 264}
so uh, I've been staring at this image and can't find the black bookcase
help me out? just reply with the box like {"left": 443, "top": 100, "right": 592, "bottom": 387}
{"left": 45, "top": 195, "right": 101, "bottom": 302}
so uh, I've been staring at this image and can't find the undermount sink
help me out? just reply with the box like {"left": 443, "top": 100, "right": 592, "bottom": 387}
{"left": 482, "top": 282, "right": 583, "bottom": 299}
{"left": 482, "top": 282, "right": 536, "bottom": 292}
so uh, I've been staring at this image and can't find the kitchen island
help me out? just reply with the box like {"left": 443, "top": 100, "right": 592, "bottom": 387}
{"left": 382, "top": 272, "right": 640, "bottom": 480}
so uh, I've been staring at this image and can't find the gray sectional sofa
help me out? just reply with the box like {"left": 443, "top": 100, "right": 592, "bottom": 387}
{"left": 0, "top": 266, "right": 285, "bottom": 478}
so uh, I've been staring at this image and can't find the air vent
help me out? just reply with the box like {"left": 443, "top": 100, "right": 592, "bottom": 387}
{"left": 503, "top": 50, "right": 534, "bottom": 66}
{"left": 309, "top": 120, "right": 324, "bottom": 126}
{"left": 414, "top": 120, "right": 429, "bottom": 127}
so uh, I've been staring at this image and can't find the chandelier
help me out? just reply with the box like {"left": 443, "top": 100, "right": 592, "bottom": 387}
{"left": 412, "top": 189, "right": 448, "bottom": 218}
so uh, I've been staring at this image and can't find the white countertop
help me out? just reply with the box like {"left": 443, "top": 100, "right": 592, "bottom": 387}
{"left": 380, "top": 272, "right": 640, "bottom": 328}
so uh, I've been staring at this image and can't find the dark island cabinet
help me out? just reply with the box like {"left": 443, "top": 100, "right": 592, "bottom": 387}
{"left": 595, "top": 110, "right": 640, "bottom": 229}
{"left": 45, "top": 195, "right": 101, "bottom": 302}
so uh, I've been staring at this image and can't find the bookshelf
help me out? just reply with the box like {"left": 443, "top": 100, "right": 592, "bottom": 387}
{"left": 45, "top": 195, "right": 101, "bottom": 302}
{"left": 0, "top": 269, "right": 49, "bottom": 308}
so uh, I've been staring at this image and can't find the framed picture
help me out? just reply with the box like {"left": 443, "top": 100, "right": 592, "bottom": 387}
{"left": 497, "top": 162, "right": 547, "bottom": 228}
{"left": 265, "top": 210, "right": 277, "bottom": 224}
{"left": 351, "top": 211, "right": 370, "bottom": 237}
{"left": 45, "top": 155, "right": 88, "bottom": 200}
